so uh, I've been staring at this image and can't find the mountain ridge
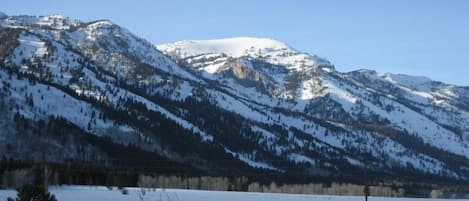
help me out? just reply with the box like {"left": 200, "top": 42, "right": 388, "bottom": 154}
{"left": 1, "top": 13, "right": 468, "bottom": 183}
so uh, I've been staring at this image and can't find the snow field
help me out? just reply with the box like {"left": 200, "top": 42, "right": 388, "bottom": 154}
{"left": 0, "top": 186, "right": 465, "bottom": 201}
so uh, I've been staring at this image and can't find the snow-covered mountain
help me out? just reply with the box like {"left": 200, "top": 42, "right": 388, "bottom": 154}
{"left": 1, "top": 13, "right": 468, "bottom": 183}
{"left": 159, "top": 37, "right": 469, "bottom": 178}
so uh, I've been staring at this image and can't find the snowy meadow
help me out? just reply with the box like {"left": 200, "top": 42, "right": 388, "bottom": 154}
{"left": 0, "top": 186, "right": 466, "bottom": 201}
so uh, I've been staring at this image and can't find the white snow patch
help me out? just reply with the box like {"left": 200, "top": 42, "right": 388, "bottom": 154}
{"left": 158, "top": 37, "right": 290, "bottom": 58}
{"left": 224, "top": 148, "right": 280, "bottom": 171}
{"left": 288, "top": 153, "right": 316, "bottom": 166}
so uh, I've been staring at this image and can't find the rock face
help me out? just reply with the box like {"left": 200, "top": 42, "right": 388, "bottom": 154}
{"left": 0, "top": 13, "right": 469, "bottom": 183}
{"left": 230, "top": 59, "right": 259, "bottom": 81}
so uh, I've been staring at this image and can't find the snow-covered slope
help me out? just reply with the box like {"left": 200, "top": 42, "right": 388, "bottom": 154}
{"left": 1, "top": 13, "right": 468, "bottom": 183}
{"left": 0, "top": 186, "right": 465, "bottom": 201}
{"left": 0, "top": 14, "right": 212, "bottom": 162}
{"left": 158, "top": 37, "right": 332, "bottom": 75}
{"left": 158, "top": 36, "right": 469, "bottom": 180}
{"left": 158, "top": 37, "right": 291, "bottom": 57}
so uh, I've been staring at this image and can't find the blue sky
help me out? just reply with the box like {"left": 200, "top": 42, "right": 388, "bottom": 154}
{"left": 3, "top": 0, "right": 469, "bottom": 85}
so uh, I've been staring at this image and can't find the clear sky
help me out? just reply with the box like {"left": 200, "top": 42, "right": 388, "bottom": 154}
{"left": 3, "top": 0, "right": 469, "bottom": 85}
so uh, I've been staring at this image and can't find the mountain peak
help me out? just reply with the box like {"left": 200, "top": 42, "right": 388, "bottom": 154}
{"left": 86, "top": 19, "right": 114, "bottom": 26}
{"left": 383, "top": 73, "right": 433, "bottom": 85}
{"left": 158, "top": 37, "right": 291, "bottom": 58}
{"left": 158, "top": 37, "right": 333, "bottom": 73}
{"left": 0, "top": 13, "right": 72, "bottom": 29}
{"left": 41, "top": 14, "right": 68, "bottom": 20}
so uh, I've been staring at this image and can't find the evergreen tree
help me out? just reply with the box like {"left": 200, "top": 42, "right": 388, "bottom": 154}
{"left": 7, "top": 185, "right": 57, "bottom": 201}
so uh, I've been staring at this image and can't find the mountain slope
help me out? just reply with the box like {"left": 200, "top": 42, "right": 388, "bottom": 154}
{"left": 0, "top": 14, "right": 468, "bottom": 183}
{"left": 158, "top": 37, "right": 469, "bottom": 178}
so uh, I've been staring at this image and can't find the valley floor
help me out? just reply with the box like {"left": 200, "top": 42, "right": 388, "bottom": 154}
{"left": 0, "top": 185, "right": 466, "bottom": 201}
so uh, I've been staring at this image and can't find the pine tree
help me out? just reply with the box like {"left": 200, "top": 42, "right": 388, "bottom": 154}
{"left": 8, "top": 185, "right": 57, "bottom": 201}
